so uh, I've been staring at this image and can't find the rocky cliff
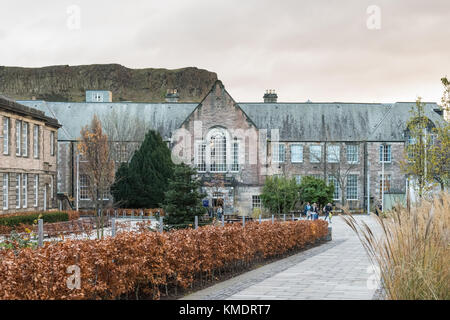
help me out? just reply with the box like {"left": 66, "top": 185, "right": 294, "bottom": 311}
{"left": 0, "top": 64, "right": 218, "bottom": 102}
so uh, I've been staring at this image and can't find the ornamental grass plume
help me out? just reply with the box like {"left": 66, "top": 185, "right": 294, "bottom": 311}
{"left": 342, "top": 193, "right": 450, "bottom": 300}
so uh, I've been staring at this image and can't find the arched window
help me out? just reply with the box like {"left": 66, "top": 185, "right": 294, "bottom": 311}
{"left": 210, "top": 131, "right": 227, "bottom": 172}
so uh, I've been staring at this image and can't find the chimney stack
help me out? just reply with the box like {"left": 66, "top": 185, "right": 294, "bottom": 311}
{"left": 263, "top": 89, "right": 278, "bottom": 103}
{"left": 165, "top": 88, "right": 180, "bottom": 103}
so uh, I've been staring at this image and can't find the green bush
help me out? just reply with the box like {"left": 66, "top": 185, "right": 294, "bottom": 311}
{"left": 0, "top": 212, "right": 69, "bottom": 227}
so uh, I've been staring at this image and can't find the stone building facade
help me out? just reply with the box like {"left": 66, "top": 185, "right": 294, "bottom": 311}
{"left": 18, "top": 81, "right": 444, "bottom": 214}
{"left": 0, "top": 96, "right": 61, "bottom": 214}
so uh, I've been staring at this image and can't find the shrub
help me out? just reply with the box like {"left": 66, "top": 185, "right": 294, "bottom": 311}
{"left": 0, "top": 211, "right": 69, "bottom": 228}
{"left": 0, "top": 219, "right": 328, "bottom": 300}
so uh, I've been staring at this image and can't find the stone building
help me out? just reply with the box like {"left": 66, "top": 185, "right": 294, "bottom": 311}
{"left": 18, "top": 82, "right": 444, "bottom": 214}
{"left": 0, "top": 96, "right": 61, "bottom": 214}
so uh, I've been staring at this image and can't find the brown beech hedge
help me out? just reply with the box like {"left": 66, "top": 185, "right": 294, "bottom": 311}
{"left": 0, "top": 220, "right": 328, "bottom": 300}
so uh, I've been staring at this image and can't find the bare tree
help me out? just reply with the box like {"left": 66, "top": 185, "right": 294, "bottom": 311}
{"left": 78, "top": 115, "right": 115, "bottom": 237}
{"left": 100, "top": 108, "right": 150, "bottom": 163}
{"left": 325, "top": 143, "right": 360, "bottom": 208}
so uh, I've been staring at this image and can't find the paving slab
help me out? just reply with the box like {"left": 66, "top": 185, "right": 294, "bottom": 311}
{"left": 181, "top": 215, "right": 381, "bottom": 300}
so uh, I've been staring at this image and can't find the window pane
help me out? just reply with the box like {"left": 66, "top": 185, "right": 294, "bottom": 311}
{"left": 328, "top": 175, "right": 341, "bottom": 200}
{"left": 310, "top": 145, "right": 321, "bottom": 163}
{"left": 327, "top": 145, "right": 340, "bottom": 163}
{"left": 346, "top": 144, "right": 358, "bottom": 163}
{"left": 346, "top": 175, "right": 358, "bottom": 200}
{"left": 291, "top": 144, "right": 303, "bottom": 163}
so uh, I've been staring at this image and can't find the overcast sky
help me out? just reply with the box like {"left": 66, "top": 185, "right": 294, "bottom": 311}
{"left": 0, "top": 0, "right": 449, "bottom": 103}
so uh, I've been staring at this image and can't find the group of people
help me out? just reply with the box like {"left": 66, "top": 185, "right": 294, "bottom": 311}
{"left": 303, "top": 202, "right": 333, "bottom": 222}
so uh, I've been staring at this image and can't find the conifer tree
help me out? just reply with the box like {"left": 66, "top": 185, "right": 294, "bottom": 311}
{"left": 163, "top": 163, "right": 206, "bottom": 228}
{"left": 111, "top": 130, "right": 174, "bottom": 208}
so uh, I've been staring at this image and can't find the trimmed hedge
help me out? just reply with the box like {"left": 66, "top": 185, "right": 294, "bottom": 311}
{"left": 0, "top": 220, "right": 329, "bottom": 300}
{"left": 0, "top": 211, "right": 69, "bottom": 228}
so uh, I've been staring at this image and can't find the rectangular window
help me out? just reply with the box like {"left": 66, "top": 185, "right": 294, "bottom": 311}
{"left": 15, "top": 120, "right": 22, "bottom": 156}
{"left": 379, "top": 144, "right": 392, "bottom": 163}
{"left": 346, "top": 175, "right": 358, "bottom": 200}
{"left": 327, "top": 145, "right": 340, "bottom": 163}
{"left": 252, "top": 195, "right": 261, "bottom": 209}
{"left": 2, "top": 173, "right": 8, "bottom": 209}
{"left": 79, "top": 174, "right": 90, "bottom": 200}
{"left": 33, "top": 125, "right": 40, "bottom": 158}
{"left": 311, "top": 174, "right": 323, "bottom": 180}
{"left": 346, "top": 144, "right": 359, "bottom": 164}
{"left": 295, "top": 175, "right": 302, "bottom": 185}
{"left": 379, "top": 174, "right": 391, "bottom": 195}
{"left": 328, "top": 175, "right": 341, "bottom": 201}
{"left": 196, "top": 142, "right": 206, "bottom": 172}
{"left": 50, "top": 131, "right": 55, "bottom": 156}
{"left": 50, "top": 175, "right": 54, "bottom": 200}
{"left": 231, "top": 140, "right": 239, "bottom": 171}
{"left": 22, "top": 122, "right": 28, "bottom": 157}
{"left": 272, "top": 143, "right": 285, "bottom": 163}
{"left": 22, "top": 173, "right": 27, "bottom": 208}
{"left": 15, "top": 174, "right": 21, "bottom": 208}
{"left": 3, "top": 117, "right": 9, "bottom": 155}
{"left": 34, "top": 175, "right": 39, "bottom": 207}
{"left": 290, "top": 144, "right": 303, "bottom": 163}
{"left": 310, "top": 145, "right": 322, "bottom": 163}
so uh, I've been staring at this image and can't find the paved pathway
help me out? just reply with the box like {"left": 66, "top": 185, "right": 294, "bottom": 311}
{"left": 181, "top": 215, "right": 381, "bottom": 300}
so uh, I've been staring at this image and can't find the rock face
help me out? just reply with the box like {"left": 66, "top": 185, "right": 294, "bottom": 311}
{"left": 0, "top": 64, "right": 218, "bottom": 102}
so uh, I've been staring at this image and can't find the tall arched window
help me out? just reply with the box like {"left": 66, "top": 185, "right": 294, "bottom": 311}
{"left": 210, "top": 131, "right": 227, "bottom": 172}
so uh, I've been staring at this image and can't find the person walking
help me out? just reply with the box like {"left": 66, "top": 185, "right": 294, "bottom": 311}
{"left": 304, "top": 202, "right": 312, "bottom": 220}
{"left": 217, "top": 205, "right": 223, "bottom": 220}
{"left": 323, "top": 202, "right": 332, "bottom": 223}
{"left": 312, "top": 203, "right": 319, "bottom": 220}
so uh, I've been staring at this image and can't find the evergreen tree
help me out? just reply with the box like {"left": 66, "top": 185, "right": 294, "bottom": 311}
{"left": 298, "top": 176, "right": 334, "bottom": 207}
{"left": 111, "top": 130, "right": 174, "bottom": 208}
{"left": 260, "top": 176, "right": 300, "bottom": 215}
{"left": 163, "top": 163, "right": 207, "bottom": 227}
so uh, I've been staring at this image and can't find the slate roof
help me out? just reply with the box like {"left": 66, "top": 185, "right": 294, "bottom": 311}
{"left": 17, "top": 101, "right": 197, "bottom": 141}
{"left": 239, "top": 102, "right": 444, "bottom": 142}
{"left": 17, "top": 99, "right": 444, "bottom": 142}
{"left": 0, "top": 95, "right": 61, "bottom": 128}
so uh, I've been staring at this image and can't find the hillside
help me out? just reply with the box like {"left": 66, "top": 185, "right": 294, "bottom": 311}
{"left": 0, "top": 64, "right": 218, "bottom": 102}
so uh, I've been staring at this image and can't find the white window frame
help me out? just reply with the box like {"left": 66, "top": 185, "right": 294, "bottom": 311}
{"left": 290, "top": 144, "right": 303, "bottom": 163}
{"left": 327, "top": 145, "right": 340, "bottom": 163}
{"left": 33, "top": 125, "right": 40, "bottom": 159}
{"left": 295, "top": 175, "right": 302, "bottom": 185}
{"left": 79, "top": 174, "right": 90, "bottom": 200}
{"left": 15, "top": 173, "right": 21, "bottom": 208}
{"left": 2, "top": 173, "right": 8, "bottom": 209}
{"left": 15, "top": 120, "right": 22, "bottom": 156}
{"left": 3, "top": 117, "right": 9, "bottom": 155}
{"left": 210, "top": 132, "right": 227, "bottom": 172}
{"left": 22, "top": 173, "right": 27, "bottom": 208}
{"left": 346, "top": 174, "right": 358, "bottom": 201}
{"left": 50, "top": 131, "right": 55, "bottom": 156}
{"left": 379, "top": 174, "right": 392, "bottom": 194}
{"left": 231, "top": 139, "right": 240, "bottom": 172}
{"left": 196, "top": 141, "right": 207, "bottom": 172}
{"left": 272, "top": 143, "right": 285, "bottom": 163}
{"left": 379, "top": 144, "right": 392, "bottom": 163}
{"left": 34, "top": 175, "right": 39, "bottom": 207}
{"left": 346, "top": 144, "right": 359, "bottom": 164}
{"left": 310, "top": 145, "right": 322, "bottom": 163}
{"left": 22, "top": 122, "right": 28, "bottom": 157}
{"left": 328, "top": 175, "right": 341, "bottom": 201}
{"left": 252, "top": 195, "right": 261, "bottom": 209}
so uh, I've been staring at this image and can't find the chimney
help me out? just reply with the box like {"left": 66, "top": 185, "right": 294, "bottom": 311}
{"left": 165, "top": 88, "right": 179, "bottom": 103}
{"left": 263, "top": 89, "right": 278, "bottom": 103}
